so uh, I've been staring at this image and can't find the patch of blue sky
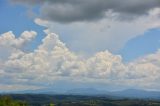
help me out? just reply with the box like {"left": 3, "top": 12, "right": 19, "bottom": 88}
{"left": 119, "top": 28, "right": 160, "bottom": 62}
{"left": 0, "top": 0, "right": 45, "bottom": 51}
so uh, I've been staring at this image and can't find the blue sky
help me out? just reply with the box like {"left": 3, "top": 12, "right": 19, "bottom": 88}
{"left": 1, "top": 0, "right": 160, "bottom": 62}
{"left": 0, "top": 0, "right": 160, "bottom": 91}
{"left": 120, "top": 28, "right": 160, "bottom": 62}
{"left": 0, "top": 0, "right": 44, "bottom": 51}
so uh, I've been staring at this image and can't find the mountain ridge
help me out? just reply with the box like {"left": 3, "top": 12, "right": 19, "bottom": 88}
{"left": 1, "top": 88, "right": 160, "bottom": 99}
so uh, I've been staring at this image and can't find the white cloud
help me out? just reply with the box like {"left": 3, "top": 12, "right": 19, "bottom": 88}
{"left": 0, "top": 31, "right": 37, "bottom": 61}
{"left": 34, "top": 8, "right": 160, "bottom": 53}
{"left": 0, "top": 84, "right": 42, "bottom": 92}
{"left": 0, "top": 30, "right": 160, "bottom": 91}
{"left": 0, "top": 31, "right": 37, "bottom": 48}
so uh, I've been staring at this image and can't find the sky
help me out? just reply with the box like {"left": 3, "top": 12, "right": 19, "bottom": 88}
{"left": 0, "top": 0, "right": 160, "bottom": 92}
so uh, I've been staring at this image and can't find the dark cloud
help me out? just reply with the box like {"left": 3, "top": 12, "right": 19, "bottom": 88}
{"left": 11, "top": 0, "right": 160, "bottom": 23}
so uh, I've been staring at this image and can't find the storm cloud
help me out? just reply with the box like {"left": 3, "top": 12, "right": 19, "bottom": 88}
{"left": 11, "top": 0, "right": 160, "bottom": 23}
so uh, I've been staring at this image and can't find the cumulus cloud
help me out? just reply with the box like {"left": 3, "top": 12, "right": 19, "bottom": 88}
{"left": 34, "top": 8, "right": 160, "bottom": 53}
{"left": 0, "top": 30, "right": 160, "bottom": 91}
{"left": 11, "top": 0, "right": 160, "bottom": 23}
{"left": 0, "top": 31, "right": 37, "bottom": 61}
{"left": 10, "top": 0, "right": 160, "bottom": 53}
{"left": 0, "top": 31, "right": 37, "bottom": 48}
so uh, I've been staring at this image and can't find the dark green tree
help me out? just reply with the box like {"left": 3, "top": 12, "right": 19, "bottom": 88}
{"left": 0, "top": 96, "right": 27, "bottom": 106}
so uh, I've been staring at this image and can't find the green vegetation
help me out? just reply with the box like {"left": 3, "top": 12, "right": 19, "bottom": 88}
{"left": 50, "top": 103, "right": 55, "bottom": 106}
{"left": 0, "top": 94, "right": 160, "bottom": 106}
{"left": 0, "top": 96, "right": 27, "bottom": 106}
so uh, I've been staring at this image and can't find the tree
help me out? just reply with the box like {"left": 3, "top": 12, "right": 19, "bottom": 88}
{"left": 50, "top": 103, "right": 55, "bottom": 106}
{"left": 0, "top": 96, "right": 27, "bottom": 106}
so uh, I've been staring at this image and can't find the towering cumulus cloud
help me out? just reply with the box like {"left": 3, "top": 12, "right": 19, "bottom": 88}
{"left": 0, "top": 30, "right": 160, "bottom": 91}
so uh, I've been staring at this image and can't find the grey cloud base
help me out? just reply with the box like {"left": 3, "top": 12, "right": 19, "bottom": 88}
{"left": 11, "top": 0, "right": 160, "bottom": 23}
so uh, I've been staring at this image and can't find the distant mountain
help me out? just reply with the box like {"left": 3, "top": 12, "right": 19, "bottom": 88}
{"left": 66, "top": 88, "right": 160, "bottom": 99}
{"left": 2, "top": 88, "right": 160, "bottom": 99}
{"left": 3, "top": 88, "right": 58, "bottom": 94}
{"left": 110, "top": 89, "right": 160, "bottom": 99}
{"left": 66, "top": 88, "right": 107, "bottom": 95}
